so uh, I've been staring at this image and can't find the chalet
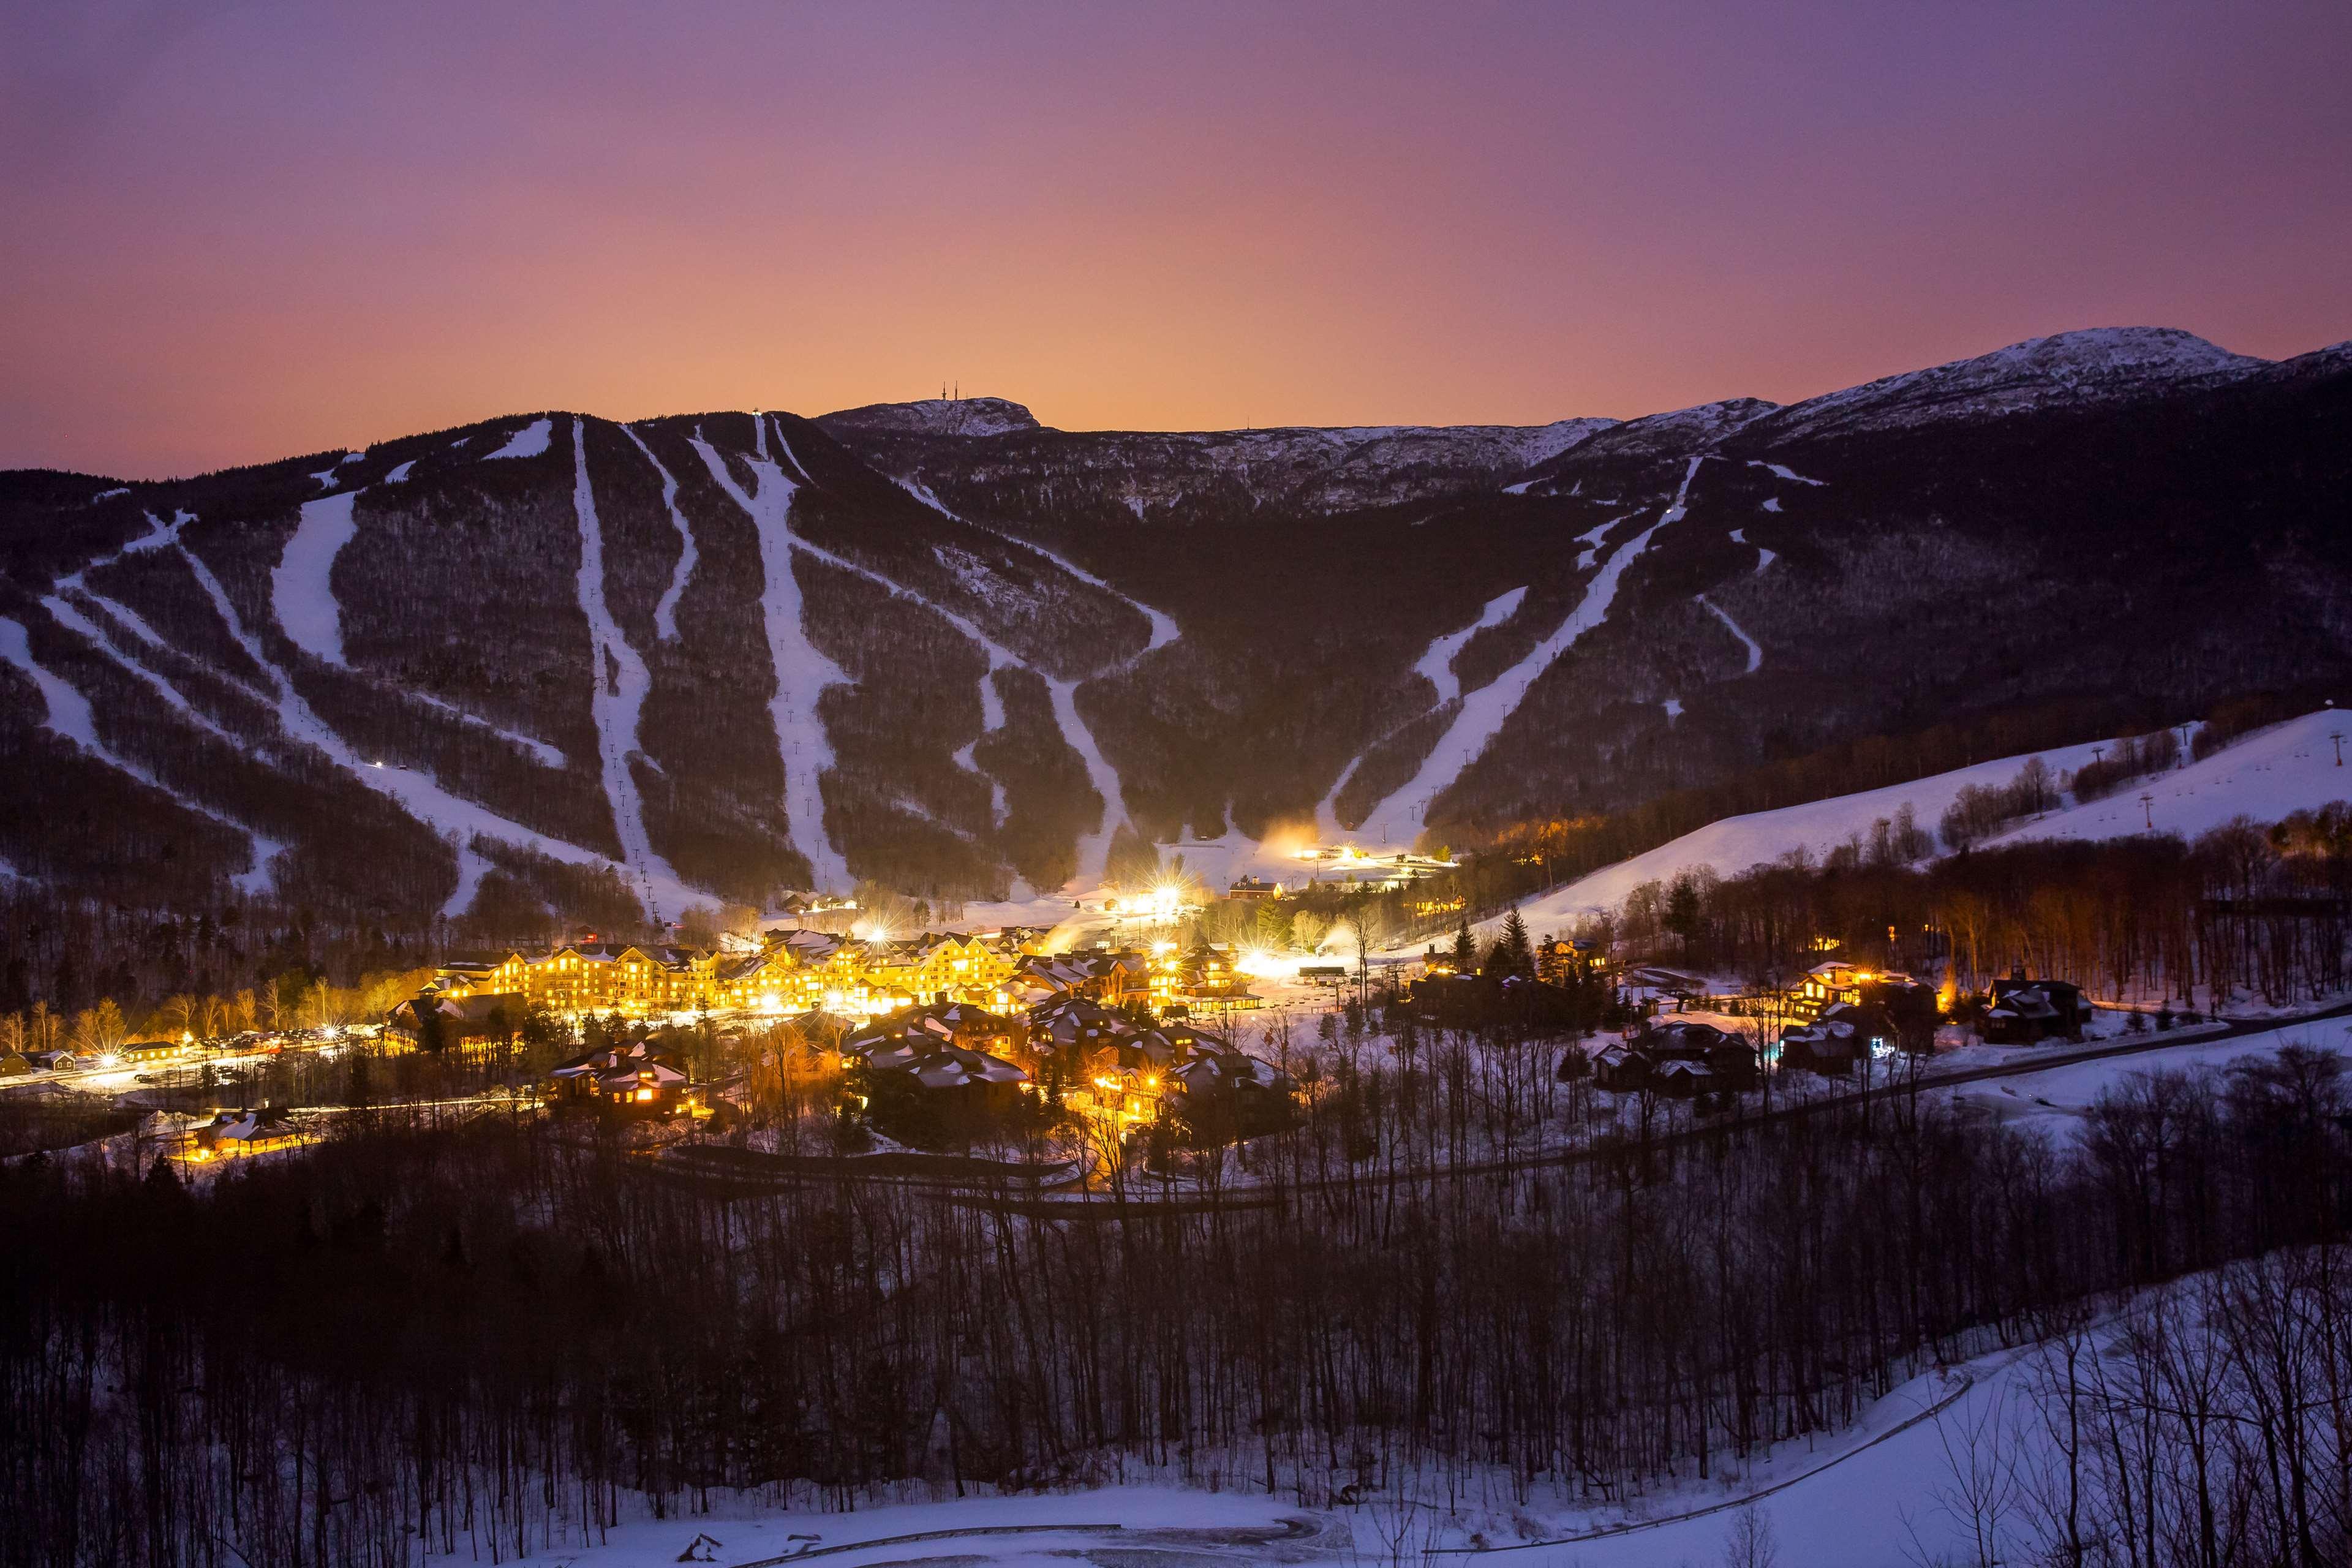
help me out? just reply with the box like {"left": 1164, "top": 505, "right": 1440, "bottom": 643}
{"left": 1175, "top": 944, "right": 1259, "bottom": 1010}
{"left": 1536, "top": 938, "right": 1602, "bottom": 986}
{"left": 121, "top": 1038, "right": 189, "bottom": 1065}
{"left": 548, "top": 1040, "right": 693, "bottom": 1115}
{"left": 1027, "top": 996, "right": 1137, "bottom": 1055}
{"left": 859, "top": 1042, "right": 1030, "bottom": 1111}
{"left": 26, "top": 1049, "right": 83, "bottom": 1074}
{"left": 1780, "top": 1001, "right": 1899, "bottom": 1076}
{"left": 1984, "top": 972, "right": 2092, "bottom": 1044}
{"left": 1227, "top": 876, "right": 1282, "bottom": 902}
{"left": 385, "top": 985, "right": 526, "bottom": 1049}
{"left": 843, "top": 1000, "right": 1019, "bottom": 1063}
{"left": 0, "top": 1052, "right": 28, "bottom": 1077}
{"left": 1598, "top": 1020, "right": 1761, "bottom": 1096}
{"left": 190, "top": 1106, "right": 304, "bottom": 1159}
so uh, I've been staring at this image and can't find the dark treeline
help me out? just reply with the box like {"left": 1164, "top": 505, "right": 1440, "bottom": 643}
{"left": 1605, "top": 811, "right": 2352, "bottom": 1008}
{"left": 8, "top": 1030, "right": 2352, "bottom": 1567}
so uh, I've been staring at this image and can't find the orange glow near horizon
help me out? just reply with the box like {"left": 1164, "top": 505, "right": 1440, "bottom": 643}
{"left": 4, "top": 2, "right": 2349, "bottom": 479}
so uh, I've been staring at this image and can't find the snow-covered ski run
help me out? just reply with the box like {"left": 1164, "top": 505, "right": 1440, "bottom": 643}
{"left": 571, "top": 417, "right": 680, "bottom": 922}
{"left": 1347, "top": 455, "right": 1707, "bottom": 845}
{"left": 619, "top": 423, "right": 699, "bottom": 641}
{"left": 0, "top": 614, "right": 283, "bottom": 895}
{"left": 689, "top": 426, "right": 853, "bottom": 894}
{"left": 1698, "top": 593, "right": 1763, "bottom": 674}
{"left": 176, "top": 542, "right": 700, "bottom": 918}
{"left": 894, "top": 473, "right": 1179, "bottom": 877}
{"left": 272, "top": 491, "right": 361, "bottom": 667}
{"left": 1313, "top": 585, "right": 1528, "bottom": 838}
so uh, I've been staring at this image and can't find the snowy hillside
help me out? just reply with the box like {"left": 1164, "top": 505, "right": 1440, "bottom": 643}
{"left": 1485, "top": 710, "right": 2351, "bottom": 938}
{"left": 1986, "top": 707, "right": 2352, "bottom": 848}
{"left": 1742, "top": 326, "right": 2262, "bottom": 443}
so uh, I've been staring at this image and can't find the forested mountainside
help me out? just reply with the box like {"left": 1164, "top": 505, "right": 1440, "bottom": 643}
{"left": 2, "top": 328, "right": 2348, "bottom": 924}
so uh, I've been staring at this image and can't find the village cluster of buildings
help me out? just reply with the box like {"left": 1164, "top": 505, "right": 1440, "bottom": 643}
{"left": 398, "top": 925, "right": 1263, "bottom": 1038}
{"left": 385, "top": 924, "right": 1285, "bottom": 1128}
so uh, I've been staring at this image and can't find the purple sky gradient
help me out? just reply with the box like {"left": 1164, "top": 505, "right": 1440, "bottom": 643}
{"left": 4, "top": 0, "right": 2348, "bottom": 478}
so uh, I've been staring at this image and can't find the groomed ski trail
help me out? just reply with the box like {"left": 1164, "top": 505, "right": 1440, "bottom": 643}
{"left": 571, "top": 418, "right": 680, "bottom": 921}
{"left": 1314, "top": 586, "right": 1528, "bottom": 838}
{"left": 1351, "top": 455, "right": 1706, "bottom": 844}
{"left": 619, "top": 424, "right": 699, "bottom": 641}
{"left": 1698, "top": 593, "right": 1763, "bottom": 674}
{"left": 0, "top": 615, "right": 282, "bottom": 894}
{"left": 176, "top": 543, "right": 699, "bottom": 919}
{"left": 689, "top": 427, "right": 852, "bottom": 894}
{"left": 895, "top": 475, "right": 1174, "bottom": 876}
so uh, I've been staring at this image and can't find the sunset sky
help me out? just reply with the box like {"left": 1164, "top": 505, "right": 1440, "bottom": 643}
{"left": 5, "top": 0, "right": 2348, "bottom": 478}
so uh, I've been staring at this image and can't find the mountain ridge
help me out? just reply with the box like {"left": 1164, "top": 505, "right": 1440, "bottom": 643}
{"left": 2, "top": 325, "right": 2346, "bottom": 927}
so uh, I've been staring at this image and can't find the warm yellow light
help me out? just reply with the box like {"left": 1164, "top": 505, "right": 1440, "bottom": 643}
{"left": 635, "top": 1088, "right": 655, "bottom": 1102}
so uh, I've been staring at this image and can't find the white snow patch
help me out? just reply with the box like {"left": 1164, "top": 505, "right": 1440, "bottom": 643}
{"left": 1748, "top": 459, "right": 1825, "bottom": 485}
{"left": 1662, "top": 697, "right": 1683, "bottom": 722}
{"left": 337, "top": 450, "right": 364, "bottom": 466}
{"left": 271, "top": 491, "right": 363, "bottom": 666}
{"left": 384, "top": 460, "right": 414, "bottom": 483}
{"left": 1728, "top": 527, "right": 1746, "bottom": 543}
{"left": 1755, "top": 546, "right": 1778, "bottom": 575}
{"left": 91, "top": 487, "right": 129, "bottom": 502}
{"left": 484, "top": 418, "right": 552, "bottom": 460}
{"left": 1760, "top": 496, "right": 1783, "bottom": 513}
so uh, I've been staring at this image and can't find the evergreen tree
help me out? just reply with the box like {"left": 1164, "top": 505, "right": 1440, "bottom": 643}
{"left": 1483, "top": 908, "right": 1536, "bottom": 980}
{"left": 1450, "top": 919, "right": 1477, "bottom": 973}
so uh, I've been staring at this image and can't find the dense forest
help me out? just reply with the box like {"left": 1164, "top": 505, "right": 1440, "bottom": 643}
{"left": 6, "top": 1020, "right": 2351, "bottom": 1566}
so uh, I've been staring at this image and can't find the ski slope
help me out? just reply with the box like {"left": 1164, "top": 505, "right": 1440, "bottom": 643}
{"left": 1985, "top": 707, "right": 2352, "bottom": 848}
{"left": 1352, "top": 457, "right": 1705, "bottom": 845}
{"left": 619, "top": 424, "right": 699, "bottom": 641}
{"left": 272, "top": 491, "right": 362, "bottom": 666}
{"left": 1493, "top": 734, "right": 2116, "bottom": 932}
{"left": 0, "top": 614, "right": 282, "bottom": 894}
{"left": 484, "top": 417, "right": 552, "bottom": 460}
{"left": 1484, "top": 710, "right": 2351, "bottom": 937}
{"left": 690, "top": 428, "right": 852, "bottom": 893}
{"left": 571, "top": 418, "right": 679, "bottom": 920}
{"left": 1698, "top": 594, "right": 1762, "bottom": 673}
{"left": 894, "top": 473, "right": 1178, "bottom": 877}
{"left": 178, "top": 543, "right": 701, "bottom": 918}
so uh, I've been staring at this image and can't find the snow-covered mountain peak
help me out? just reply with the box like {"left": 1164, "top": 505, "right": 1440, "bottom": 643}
{"left": 818, "top": 396, "right": 1040, "bottom": 438}
{"left": 1567, "top": 396, "right": 1779, "bottom": 462}
{"left": 1747, "top": 326, "right": 2268, "bottom": 444}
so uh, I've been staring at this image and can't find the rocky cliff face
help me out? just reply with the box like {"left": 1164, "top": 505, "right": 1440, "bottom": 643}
{"left": 4, "top": 330, "right": 2347, "bottom": 922}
